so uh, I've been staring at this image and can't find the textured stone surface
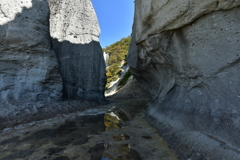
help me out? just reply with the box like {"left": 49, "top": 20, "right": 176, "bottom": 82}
{"left": 0, "top": 0, "right": 107, "bottom": 129}
{"left": 134, "top": 0, "right": 240, "bottom": 43}
{"left": 49, "top": 0, "right": 106, "bottom": 102}
{"left": 0, "top": 100, "right": 98, "bottom": 131}
{"left": 112, "top": 76, "right": 151, "bottom": 100}
{"left": 0, "top": 0, "right": 62, "bottom": 102}
{"left": 0, "top": 99, "right": 178, "bottom": 160}
{"left": 129, "top": 0, "right": 240, "bottom": 159}
{"left": 0, "top": 0, "right": 106, "bottom": 103}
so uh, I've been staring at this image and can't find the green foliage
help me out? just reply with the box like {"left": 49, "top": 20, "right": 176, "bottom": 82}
{"left": 104, "top": 37, "right": 131, "bottom": 89}
{"left": 118, "top": 69, "right": 131, "bottom": 87}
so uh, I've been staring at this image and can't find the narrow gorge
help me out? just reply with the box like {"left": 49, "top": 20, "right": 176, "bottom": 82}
{"left": 0, "top": 0, "right": 240, "bottom": 160}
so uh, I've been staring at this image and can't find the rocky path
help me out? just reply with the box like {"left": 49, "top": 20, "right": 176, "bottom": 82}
{"left": 0, "top": 99, "right": 178, "bottom": 160}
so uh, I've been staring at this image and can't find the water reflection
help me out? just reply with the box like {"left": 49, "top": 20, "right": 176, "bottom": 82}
{"left": 103, "top": 108, "right": 129, "bottom": 131}
{"left": 88, "top": 143, "right": 106, "bottom": 160}
{"left": 90, "top": 108, "right": 142, "bottom": 160}
{"left": 0, "top": 100, "right": 177, "bottom": 160}
{"left": 104, "top": 112, "right": 121, "bottom": 131}
{"left": 89, "top": 143, "right": 142, "bottom": 160}
{"left": 0, "top": 115, "right": 105, "bottom": 160}
{"left": 102, "top": 156, "right": 110, "bottom": 160}
{"left": 102, "top": 144, "right": 142, "bottom": 160}
{"left": 112, "top": 134, "right": 130, "bottom": 141}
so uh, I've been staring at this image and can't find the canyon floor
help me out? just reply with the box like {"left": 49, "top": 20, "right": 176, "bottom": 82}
{"left": 0, "top": 98, "right": 178, "bottom": 160}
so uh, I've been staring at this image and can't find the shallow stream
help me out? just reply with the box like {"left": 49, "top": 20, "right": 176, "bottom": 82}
{"left": 0, "top": 99, "right": 178, "bottom": 160}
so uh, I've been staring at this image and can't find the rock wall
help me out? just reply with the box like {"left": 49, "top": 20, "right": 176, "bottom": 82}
{"left": 49, "top": 0, "right": 106, "bottom": 102}
{"left": 128, "top": 0, "right": 240, "bottom": 159}
{"left": 0, "top": 0, "right": 106, "bottom": 103}
{"left": 0, "top": 0, "right": 62, "bottom": 102}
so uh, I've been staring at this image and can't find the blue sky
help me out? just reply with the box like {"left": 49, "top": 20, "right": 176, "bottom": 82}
{"left": 91, "top": 0, "right": 134, "bottom": 48}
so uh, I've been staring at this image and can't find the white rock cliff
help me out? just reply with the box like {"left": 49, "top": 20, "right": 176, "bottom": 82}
{"left": 0, "top": 0, "right": 62, "bottom": 102}
{"left": 128, "top": 0, "right": 240, "bottom": 159}
{"left": 49, "top": 0, "right": 106, "bottom": 101}
{"left": 0, "top": 0, "right": 106, "bottom": 102}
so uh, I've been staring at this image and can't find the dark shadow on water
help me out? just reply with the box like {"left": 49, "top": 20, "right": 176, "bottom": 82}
{"left": 0, "top": 114, "right": 105, "bottom": 159}
{"left": 88, "top": 143, "right": 142, "bottom": 160}
{"left": 142, "top": 135, "right": 152, "bottom": 139}
{"left": 47, "top": 148, "right": 66, "bottom": 156}
{"left": 0, "top": 150, "right": 35, "bottom": 160}
{"left": 88, "top": 143, "right": 106, "bottom": 160}
{"left": 51, "top": 156, "right": 71, "bottom": 160}
{"left": 112, "top": 134, "right": 130, "bottom": 141}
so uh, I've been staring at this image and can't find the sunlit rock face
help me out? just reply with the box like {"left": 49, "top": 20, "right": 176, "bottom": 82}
{"left": 129, "top": 0, "right": 240, "bottom": 158}
{"left": 0, "top": 0, "right": 106, "bottom": 103}
{"left": 49, "top": 0, "right": 106, "bottom": 101}
{"left": 0, "top": 0, "right": 62, "bottom": 102}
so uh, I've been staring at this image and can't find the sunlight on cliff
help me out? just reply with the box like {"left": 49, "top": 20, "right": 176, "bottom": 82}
{"left": 0, "top": 0, "right": 32, "bottom": 25}
{"left": 49, "top": 0, "right": 100, "bottom": 44}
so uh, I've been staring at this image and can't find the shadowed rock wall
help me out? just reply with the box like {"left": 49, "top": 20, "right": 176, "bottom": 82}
{"left": 128, "top": 0, "right": 240, "bottom": 159}
{"left": 49, "top": 0, "right": 106, "bottom": 102}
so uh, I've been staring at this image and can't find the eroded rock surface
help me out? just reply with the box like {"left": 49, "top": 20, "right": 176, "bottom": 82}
{"left": 49, "top": 0, "right": 106, "bottom": 101}
{"left": 0, "top": 0, "right": 62, "bottom": 102}
{"left": 129, "top": 0, "right": 240, "bottom": 159}
{"left": 0, "top": 0, "right": 106, "bottom": 103}
{"left": 0, "top": 99, "right": 178, "bottom": 160}
{"left": 0, "top": 0, "right": 106, "bottom": 129}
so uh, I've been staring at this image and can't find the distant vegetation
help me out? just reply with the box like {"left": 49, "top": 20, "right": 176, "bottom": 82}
{"left": 103, "top": 37, "right": 131, "bottom": 89}
{"left": 118, "top": 69, "right": 131, "bottom": 87}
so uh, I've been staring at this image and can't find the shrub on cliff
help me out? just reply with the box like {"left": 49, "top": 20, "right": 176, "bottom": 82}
{"left": 103, "top": 37, "right": 131, "bottom": 89}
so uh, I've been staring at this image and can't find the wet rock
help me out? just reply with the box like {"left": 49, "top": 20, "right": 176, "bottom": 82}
{"left": 104, "top": 108, "right": 131, "bottom": 131}
{"left": 0, "top": 100, "right": 99, "bottom": 131}
{"left": 52, "top": 156, "right": 71, "bottom": 160}
{"left": 0, "top": 99, "right": 178, "bottom": 160}
{"left": 47, "top": 148, "right": 66, "bottom": 156}
{"left": 103, "top": 144, "right": 142, "bottom": 160}
{"left": 0, "top": 150, "right": 35, "bottom": 160}
{"left": 117, "top": 109, "right": 129, "bottom": 122}
{"left": 104, "top": 112, "right": 121, "bottom": 131}
{"left": 112, "top": 134, "right": 130, "bottom": 141}
{"left": 52, "top": 115, "right": 105, "bottom": 146}
{"left": 142, "top": 136, "right": 152, "bottom": 140}
{"left": 88, "top": 143, "right": 106, "bottom": 160}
